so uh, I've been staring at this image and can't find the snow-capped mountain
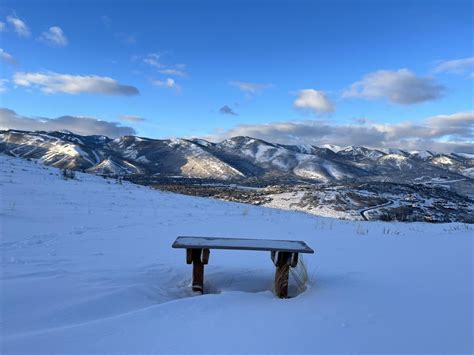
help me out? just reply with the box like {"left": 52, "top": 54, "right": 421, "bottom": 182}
{"left": 1, "top": 129, "right": 473, "bottom": 185}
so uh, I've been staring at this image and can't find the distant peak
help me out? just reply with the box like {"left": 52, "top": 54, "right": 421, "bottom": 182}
{"left": 57, "top": 129, "right": 74, "bottom": 134}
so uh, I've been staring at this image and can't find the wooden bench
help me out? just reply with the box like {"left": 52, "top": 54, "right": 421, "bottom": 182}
{"left": 172, "top": 236, "right": 314, "bottom": 298}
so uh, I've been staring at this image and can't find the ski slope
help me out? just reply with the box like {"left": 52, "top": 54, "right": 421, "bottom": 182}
{"left": 0, "top": 155, "right": 472, "bottom": 354}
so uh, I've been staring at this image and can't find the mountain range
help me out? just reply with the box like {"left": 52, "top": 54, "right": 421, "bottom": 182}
{"left": 1, "top": 129, "right": 473, "bottom": 187}
{"left": 2, "top": 128, "right": 473, "bottom": 223}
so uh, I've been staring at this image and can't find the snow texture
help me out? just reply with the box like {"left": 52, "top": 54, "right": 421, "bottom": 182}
{"left": 0, "top": 154, "right": 472, "bottom": 354}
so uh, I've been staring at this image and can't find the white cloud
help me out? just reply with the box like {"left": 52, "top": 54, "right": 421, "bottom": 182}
{"left": 0, "top": 22, "right": 5, "bottom": 31}
{"left": 434, "top": 57, "right": 474, "bottom": 77}
{"left": 0, "top": 108, "right": 136, "bottom": 137}
{"left": 100, "top": 15, "right": 112, "bottom": 29}
{"left": 293, "top": 89, "right": 334, "bottom": 113}
{"left": 158, "top": 68, "right": 186, "bottom": 77}
{"left": 342, "top": 69, "right": 445, "bottom": 105}
{"left": 116, "top": 33, "right": 136, "bottom": 45}
{"left": 7, "top": 15, "right": 30, "bottom": 37}
{"left": 13, "top": 72, "right": 139, "bottom": 96}
{"left": 424, "top": 112, "right": 474, "bottom": 139}
{"left": 0, "top": 48, "right": 17, "bottom": 65}
{"left": 152, "top": 77, "right": 180, "bottom": 92}
{"left": 229, "top": 81, "right": 273, "bottom": 94}
{"left": 39, "top": 26, "right": 68, "bottom": 47}
{"left": 206, "top": 111, "right": 474, "bottom": 153}
{"left": 143, "top": 53, "right": 164, "bottom": 69}
{"left": 0, "top": 79, "right": 8, "bottom": 93}
{"left": 119, "top": 115, "right": 146, "bottom": 123}
{"left": 142, "top": 54, "right": 187, "bottom": 77}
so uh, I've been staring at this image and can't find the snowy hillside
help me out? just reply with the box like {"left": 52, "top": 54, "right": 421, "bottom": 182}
{"left": 1, "top": 155, "right": 472, "bottom": 354}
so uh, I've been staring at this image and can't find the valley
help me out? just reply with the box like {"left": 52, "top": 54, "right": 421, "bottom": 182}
{"left": 1, "top": 129, "right": 473, "bottom": 223}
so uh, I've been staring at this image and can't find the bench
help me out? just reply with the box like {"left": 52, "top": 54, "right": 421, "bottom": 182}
{"left": 172, "top": 236, "right": 314, "bottom": 298}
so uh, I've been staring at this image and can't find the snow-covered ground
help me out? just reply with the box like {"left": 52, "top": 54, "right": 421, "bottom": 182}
{"left": 265, "top": 190, "right": 358, "bottom": 219}
{"left": 0, "top": 155, "right": 473, "bottom": 354}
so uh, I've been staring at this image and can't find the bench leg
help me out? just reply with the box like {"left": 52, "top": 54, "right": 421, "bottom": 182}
{"left": 274, "top": 252, "right": 290, "bottom": 298}
{"left": 192, "top": 260, "right": 204, "bottom": 293}
{"left": 191, "top": 249, "right": 205, "bottom": 293}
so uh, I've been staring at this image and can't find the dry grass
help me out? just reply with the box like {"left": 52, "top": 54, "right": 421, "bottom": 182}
{"left": 290, "top": 255, "right": 309, "bottom": 294}
{"left": 356, "top": 223, "right": 368, "bottom": 235}
{"left": 272, "top": 254, "right": 310, "bottom": 297}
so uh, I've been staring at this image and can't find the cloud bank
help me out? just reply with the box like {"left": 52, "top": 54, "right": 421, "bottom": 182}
{"left": 206, "top": 111, "right": 473, "bottom": 153}
{"left": 343, "top": 69, "right": 445, "bottom": 105}
{"left": 14, "top": 72, "right": 139, "bottom": 96}
{"left": 2, "top": 107, "right": 471, "bottom": 153}
{"left": 0, "top": 108, "right": 135, "bottom": 137}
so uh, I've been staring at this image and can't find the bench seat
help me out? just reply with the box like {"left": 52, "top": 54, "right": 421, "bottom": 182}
{"left": 172, "top": 236, "right": 314, "bottom": 298}
{"left": 172, "top": 236, "right": 314, "bottom": 253}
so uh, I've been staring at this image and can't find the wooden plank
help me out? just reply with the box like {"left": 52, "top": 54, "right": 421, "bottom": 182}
{"left": 274, "top": 252, "right": 290, "bottom": 298}
{"left": 192, "top": 262, "right": 204, "bottom": 293}
{"left": 290, "top": 253, "right": 299, "bottom": 268}
{"left": 202, "top": 248, "right": 210, "bottom": 264}
{"left": 186, "top": 248, "right": 193, "bottom": 264}
{"left": 172, "top": 236, "right": 314, "bottom": 254}
{"left": 191, "top": 249, "right": 204, "bottom": 293}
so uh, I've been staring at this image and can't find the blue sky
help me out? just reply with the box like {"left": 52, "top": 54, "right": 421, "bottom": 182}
{"left": 0, "top": 0, "right": 473, "bottom": 151}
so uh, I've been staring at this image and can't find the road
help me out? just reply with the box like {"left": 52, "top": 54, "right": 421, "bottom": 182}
{"left": 359, "top": 200, "right": 394, "bottom": 221}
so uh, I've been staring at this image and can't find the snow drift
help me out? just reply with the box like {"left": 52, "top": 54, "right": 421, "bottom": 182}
{"left": 0, "top": 155, "right": 472, "bottom": 354}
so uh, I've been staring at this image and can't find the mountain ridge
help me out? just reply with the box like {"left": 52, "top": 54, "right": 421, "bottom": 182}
{"left": 1, "top": 129, "right": 473, "bottom": 184}
{"left": 2, "top": 128, "right": 473, "bottom": 223}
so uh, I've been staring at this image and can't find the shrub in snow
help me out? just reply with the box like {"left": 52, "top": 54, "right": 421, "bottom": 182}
{"left": 61, "top": 169, "right": 75, "bottom": 180}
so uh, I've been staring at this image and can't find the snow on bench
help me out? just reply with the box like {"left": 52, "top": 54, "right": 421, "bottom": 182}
{"left": 173, "top": 236, "right": 314, "bottom": 253}
{"left": 172, "top": 236, "right": 314, "bottom": 298}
